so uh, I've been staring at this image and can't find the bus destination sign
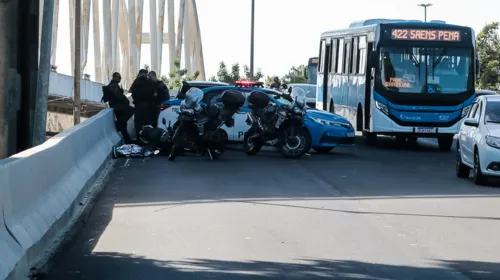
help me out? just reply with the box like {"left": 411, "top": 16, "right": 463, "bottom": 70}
{"left": 311, "top": 58, "right": 319, "bottom": 64}
{"left": 391, "top": 29, "right": 461, "bottom": 42}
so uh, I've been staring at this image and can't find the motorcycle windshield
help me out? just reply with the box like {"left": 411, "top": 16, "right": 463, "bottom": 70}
{"left": 292, "top": 87, "right": 306, "bottom": 108}
{"left": 184, "top": 87, "right": 204, "bottom": 108}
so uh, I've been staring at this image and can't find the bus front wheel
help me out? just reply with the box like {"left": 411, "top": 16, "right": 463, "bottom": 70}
{"left": 438, "top": 135, "right": 454, "bottom": 151}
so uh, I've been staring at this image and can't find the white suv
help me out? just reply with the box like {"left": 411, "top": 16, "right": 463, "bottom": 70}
{"left": 456, "top": 95, "right": 500, "bottom": 185}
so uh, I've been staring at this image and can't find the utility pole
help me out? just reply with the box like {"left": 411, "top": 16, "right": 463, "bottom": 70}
{"left": 74, "top": 0, "right": 81, "bottom": 125}
{"left": 249, "top": 0, "right": 255, "bottom": 80}
{"left": 418, "top": 3, "right": 432, "bottom": 22}
{"left": 33, "top": 0, "right": 55, "bottom": 145}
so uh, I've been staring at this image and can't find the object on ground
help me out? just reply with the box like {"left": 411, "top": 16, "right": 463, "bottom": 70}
{"left": 112, "top": 144, "right": 153, "bottom": 158}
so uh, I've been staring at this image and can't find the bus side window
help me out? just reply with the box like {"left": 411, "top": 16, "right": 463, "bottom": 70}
{"left": 318, "top": 40, "right": 326, "bottom": 74}
{"left": 358, "top": 36, "right": 367, "bottom": 75}
{"left": 337, "top": 38, "right": 345, "bottom": 74}
{"left": 343, "top": 39, "right": 352, "bottom": 74}
{"left": 330, "top": 39, "right": 338, "bottom": 73}
{"left": 351, "top": 37, "right": 359, "bottom": 75}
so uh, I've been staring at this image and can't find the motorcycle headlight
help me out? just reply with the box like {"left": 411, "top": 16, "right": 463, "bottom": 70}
{"left": 375, "top": 101, "right": 389, "bottom": 116}
{"left": 309, "top": 116, "right": 351, "bottom": 128}
{"left": 485, "top": 135, "right": 500, "bottom": 149}
{"left": 293, "top": 107, "right": 302, "bottom": 114}
{"left": 462, "top": 105, "right": 472, "bottom": 118}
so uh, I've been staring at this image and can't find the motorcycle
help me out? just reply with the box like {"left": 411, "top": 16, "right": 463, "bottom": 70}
{"left": 168, "top": 87, "right": 245, "bottom": 161}
{"left": 243, "top": 87, "right": 311, "bottom": 158}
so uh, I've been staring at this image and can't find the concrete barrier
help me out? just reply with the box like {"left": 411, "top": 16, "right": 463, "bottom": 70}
{"left": 0, "top": 163, "right": 23, "bottom": 280}
{"left": 0, "top": 108, "right": 121, "bottom": 279}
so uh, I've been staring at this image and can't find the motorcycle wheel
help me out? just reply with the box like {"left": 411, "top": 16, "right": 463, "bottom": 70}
{"left": 243, "top": 131, "right": 262, "bottom": 155}
{"left": 168, "top": 125, "right": 184, "bottom": 161}
{"left": 278, "top": 126, "right": 311, "bottom": 159}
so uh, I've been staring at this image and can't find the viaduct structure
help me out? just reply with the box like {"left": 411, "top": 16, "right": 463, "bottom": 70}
{"left": 46, "top": 0, "right": 206, "bottom": 87}
{"left": 0, "top": 0, "right": 205, "bottom": 158}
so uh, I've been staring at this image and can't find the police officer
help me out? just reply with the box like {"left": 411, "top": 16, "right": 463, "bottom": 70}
{"left": 102, "top": 72, "right": 133, "bottom": 144}
{"left": 269, "top": 76, "right": 282, "bottom": 90}
{"left": 130, "top": 69, "right": 157, "bottom": 139}
{"left": 148, "top": 71, "right": 170, "bottom": 127}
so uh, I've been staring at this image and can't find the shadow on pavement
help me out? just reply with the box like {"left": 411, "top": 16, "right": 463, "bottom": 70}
{"left": 47, "top": 252, "right": 500, "bottom": 279}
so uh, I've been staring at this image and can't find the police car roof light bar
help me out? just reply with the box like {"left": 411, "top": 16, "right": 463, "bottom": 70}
{"left": 235, "top": 80, "right": 264, "bottom": 87}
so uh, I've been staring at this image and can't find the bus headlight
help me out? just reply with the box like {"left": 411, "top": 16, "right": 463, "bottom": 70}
{"left": 462, "top": 105, "right": 472, "bottom": 118}
{"left": 375, "top": 101, "right": 389, "bottom": 116}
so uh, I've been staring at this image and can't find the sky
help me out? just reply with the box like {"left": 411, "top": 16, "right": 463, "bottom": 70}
{"left": 54, "top": 0, "right": 500, "bottom": 82}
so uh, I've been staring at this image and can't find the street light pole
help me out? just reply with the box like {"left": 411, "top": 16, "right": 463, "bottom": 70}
{"left": 74, "top": 0, "right": 81, "bottom": 125}
{"left": 250, "top": 0, "right": 255, "bottom": 80}
{"left": 418, "top": 3, "right": 432, "bottom": 22}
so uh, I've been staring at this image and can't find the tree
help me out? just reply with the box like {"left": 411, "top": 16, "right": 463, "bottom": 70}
{"left": 167, "top": 60, "right": 200, "bottom": 90}
{"left": 210, "top": 61, "right": 264, "bottom": 84}
{"left": 476, "top": 22, "right": 500, "bottom": 90}
{"left": 264, "top": 75, "right": 276, "bottom": 87}
{"left": 282, "top": 65, "right": 308, "bottom": 84}
{"left": 243, "top": 65, "right": 264, "bottom": 81}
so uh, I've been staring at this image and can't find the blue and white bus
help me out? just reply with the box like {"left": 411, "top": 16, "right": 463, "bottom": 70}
{"left": 307, "top": 57, "right": 319, "bottom": 84}
{"left": 315, "top": 19, "right": 479, "bottom": 151}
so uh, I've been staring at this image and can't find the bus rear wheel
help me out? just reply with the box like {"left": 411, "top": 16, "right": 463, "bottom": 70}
{"left": 438, "top": 135, "right": 454, "bottom": 151}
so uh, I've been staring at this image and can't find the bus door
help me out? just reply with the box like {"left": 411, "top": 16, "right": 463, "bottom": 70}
{"left": 318, "top": 39, "right": 331, "bottom": 111}
{"left": 364, "top": 42, "right": 374, "bottom": 130}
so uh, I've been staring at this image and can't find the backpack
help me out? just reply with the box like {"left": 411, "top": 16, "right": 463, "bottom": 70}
{"left": 102, "top": 85, "right": 112, "bottom": 103}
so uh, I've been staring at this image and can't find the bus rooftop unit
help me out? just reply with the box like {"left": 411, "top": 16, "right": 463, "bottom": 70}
{"left": 315, "top": 18, "right": 479, "bottom": 151}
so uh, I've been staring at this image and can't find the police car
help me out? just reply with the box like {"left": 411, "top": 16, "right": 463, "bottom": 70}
{"left": 158, "top": 81, "right": 355, "bottom": 153}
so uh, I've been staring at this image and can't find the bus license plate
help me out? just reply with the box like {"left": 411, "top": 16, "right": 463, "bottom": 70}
{"left": 347, "top": 132, "right": 355, "bottom": 137}
{"left": 415, "top": 127, "right": 436, "bottom": 133}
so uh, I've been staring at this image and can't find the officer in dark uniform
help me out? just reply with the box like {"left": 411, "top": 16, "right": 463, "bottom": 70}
{"left": 102, "top": 72, "right": 133, "bottom": 144}
{"left": 130, "top": 69, "right": 157, "bottom": 138}
{"left": 148, "top": 71, "right": 170, "bottom": 127}
{"left": 269, "top": 76, "right": 282, "bottom": 90}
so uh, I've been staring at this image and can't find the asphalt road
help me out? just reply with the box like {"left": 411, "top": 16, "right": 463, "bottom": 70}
{"left": 46, "top": 137, "right": 500, "bottom": 279}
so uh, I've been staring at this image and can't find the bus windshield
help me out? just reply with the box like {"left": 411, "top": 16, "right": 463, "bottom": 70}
{"left": 379, "top": 46, "right": 473, "bottom": 94}
{"left": 307, "top": 66, "right": 317, "bottom": 84}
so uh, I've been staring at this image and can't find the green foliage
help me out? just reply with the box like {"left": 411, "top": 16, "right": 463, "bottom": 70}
{"left": 243, "top": 64, "right": 264, "bottom": 81}
{"left": 282, "top": 64, "right": 308, "bottom": 84}
{"left": 476, "top": 22, "right": 500, "bottom": 90}
{"left": 264, "top": 76, "right": 275, "bottom": 87}
{"left": 167, "top": 60, "right": 200, "bottom": 90}
{"left": 209, "top": 61, "right": 264, "bottom": 84}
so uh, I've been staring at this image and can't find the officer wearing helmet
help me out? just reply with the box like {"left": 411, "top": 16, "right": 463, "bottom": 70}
{"left": 269, "top": 76, "right": 282, "bottom": 90}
